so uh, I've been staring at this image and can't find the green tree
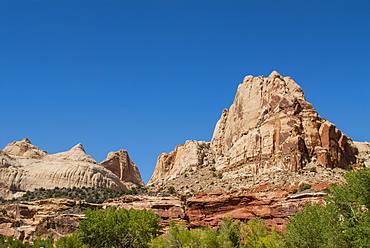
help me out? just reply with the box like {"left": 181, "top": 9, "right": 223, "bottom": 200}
{"left": 150, "top": 221, "right": 224, "bottom": 248}
{"left": 55, "top": 233, "right": 87, "bottom": 248}
{"left": 217, "top": 216, "right": 244, "bottom": 247}
{"left": 32, "top": 236, "right": 54, "bottom": 248}
{"left": 285, "top": 204, "right": 343, "bottom": 248}
{"left": 4, "top": 237, "right": 31, "bottom": 248}
{"left": 150, "top": 217, "right": 283, "bottom": 248}
{"left": 78, "top": 207, "right": 161, "bottom": 248}
{"left": 244, "top": 218, "right": 285, "bottom": 248}
{"left": 326, "top": 167, "right": 370, "bottom": 247}
{"left": 286, "top": 168, "right": 370, "bottom": 248}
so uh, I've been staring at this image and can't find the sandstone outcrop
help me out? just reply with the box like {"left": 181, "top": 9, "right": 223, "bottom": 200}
{"left": 0, "top": 198, "right": 94, "bottom": 241}
{"left": 149, "top": 72, "right": 360, "bottom": 186}
{"left": 104, "top": 195, "right": 186, "bottom": 227}
{"left": 354, "top": 141, "right": 370, "bottom": 167}
{"left": 3, "top": 138, "right": 48, "bottom": 159}
{"left": 0, "top": 187, "right": 331, "bottom": 242}
{"left": 186, "top": 190, "right": 325, "bottom": 231}
{"left": 101, "top": 150, "right": 144, "bottom": 186}
{"left": 149, "top": 140, "right": 210, "bottom": 184}
{"left": 0, "top": 139, "right": 145, "bottom": 195}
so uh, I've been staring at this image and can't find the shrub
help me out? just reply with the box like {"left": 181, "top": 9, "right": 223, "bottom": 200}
{"left": 150, "top": 217, "right": 284, "bottom": 248}
{"left": 79, "top": 207, "right": 161, "bottom": 248}
{"left": 299, "top": 184, "right": 311, "bottom": 192}
{"left": 55, "top": 233, "right": 87, "bottom": 248}
{"left": 168, "top": 186, "right": 175, "bottom": 194}
{"left": 286, "top": 168, "right": 370, "bottom": 247}
{"left": 33, "top": 236, "right": 54, "bottom": 248}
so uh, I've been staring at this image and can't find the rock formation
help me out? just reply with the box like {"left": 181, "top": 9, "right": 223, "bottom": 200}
{"left": 0, "top": 139, "right": 144, "bottom": 196}
{"left": 149, "top": 140, "right": 210, "bottom": 184}
{"left": 186, "top": 191, "right": 326, "bottom": 231}
{"left": 149, "top": 71, "right": 360, "bottom": 186}
{"left": 101, "top": 150, "right": 144, "bottom": 186}
{"left": 354, "top": 141, "right": 370, "bottom": 167}
{"left": 104, "top": 195, "right": 186, "bottom": 228}
{"left": 0, "top": 198, "right": 95, "bottom": 241}
{"left": 3, "top": 138, "right": 47, "bottom": 159}
{"left": 0, "top": 189, "right": 328, "bottom": 242}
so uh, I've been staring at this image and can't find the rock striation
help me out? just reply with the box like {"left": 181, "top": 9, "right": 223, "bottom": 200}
{"left": 185, "top": 190, "right": 326, "bottom": 231}
{"left": 101, "top": 150, "right": 144, "bottom": 186}
{"left": 149, "top": 140, "right": 210, "bottom": 184}
{"left": 354, "top": 141, "right": 370, "bottom": 167}
{"left": 0, "top": 139, "right": 144, "bottom": 196}
{"left": 104, "top": 195, "right": 186, "bottom": 228}
{"left": 0, "top": 198, "right": 95, "bottom": 242}
{"left": 149, "top": 71, "right": 360, "bottom": 185}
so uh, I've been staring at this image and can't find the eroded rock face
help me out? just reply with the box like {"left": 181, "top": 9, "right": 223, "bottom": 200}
{"left": 101, "top": 150, "right": 144, "bottom": 186}
{"left": 211, "top": 71, "right": 358, "bottom": 172}
{"left": 0, "top": 139, "right": 147, "bottom": 193}
{"left": 104, "top": 195, "right": 186, "bottom": 227}
{"left": 3, "top": 138, "right": 48, "bottom": 159}
{"left": 148, "top": 140, "right": 210, "bottom": 184}
{"left": 0, "top": 199, "right": 91, "bottom": 242}
{"left": 354, "top": 141, "right": 370, "bottom": 167}
{"left": 186, "top": 191, "right": 325, "bottom": 231}
{"left": 149, "top": 72, "right": 360, "bottom": 185}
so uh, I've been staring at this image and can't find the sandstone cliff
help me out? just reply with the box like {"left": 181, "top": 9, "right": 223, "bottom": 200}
{"left": 0, "top": 139, "right": 144, "bottom": 196}
{"left": 149, "top": 140, "right": 210, "bottom": 184}
{"left": 0, "top": 189, "right": 328, "bottom": 242}
{"left": 354, "top": 141, "right": 370, "bottom": 167}
{"left": 101, "top": 150, "right": 144, "bottom": 186}
{"left": 210, "top": 71, "right": 358, "bottom": 173}
{"left": 148, "top": 71, "right": 360, "bottom": 192}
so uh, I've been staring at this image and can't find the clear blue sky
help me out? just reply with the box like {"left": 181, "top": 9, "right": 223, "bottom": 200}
{"left": 1, "top": 0, "right": 369, "bottom": 184}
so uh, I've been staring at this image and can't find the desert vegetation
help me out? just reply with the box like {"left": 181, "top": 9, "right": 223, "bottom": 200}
{"left": 0, "top": 168, "right": 369, "bottom": 247}
{"left": 0, "top": 186, "right": 146, "bottom": 204}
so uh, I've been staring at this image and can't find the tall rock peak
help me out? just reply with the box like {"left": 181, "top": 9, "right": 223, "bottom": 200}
{"left": 149, "top": 72, "right": 360, "bottom": 185}
{"left": 47, "top": 143, "right": 97, "bottom": 163}
{"left": 210, "top": 72, "right": 358, "bottom": 172}
{"left": 71, "top": 143, "right": 85, "bottom": 152}
{"left": 269, "top": 70, "right": 281, "bottom": 78}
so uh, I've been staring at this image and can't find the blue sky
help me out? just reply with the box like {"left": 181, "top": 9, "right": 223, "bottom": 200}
{"left": 1, "top": 0, "right": 369, "bottom": 183}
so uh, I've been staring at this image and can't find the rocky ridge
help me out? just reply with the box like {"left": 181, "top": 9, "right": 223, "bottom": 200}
{"left": 0, "top": 139, "right": 144, "bottom": 198}
{"left": 148, "top": 71, "right": 362, "bottom": 194}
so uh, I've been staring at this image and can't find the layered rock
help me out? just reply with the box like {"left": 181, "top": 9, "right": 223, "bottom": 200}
{"left": 211, "top": 71, "right": 358, "bottom": 172}
{"left": 3, "top": 138, "right": 48, "bottom": 159}
{"left": 0, "top": 139, "right": 144, "bottom": 195}
{"left": 104, "top": 195, "right": 186, "bottom": 227}
{"left": 186, "top": 190, "right": 326, "bottom": 231}
{"left": 354, "top": 141, "right": 370, "bottom": 167}
{"left": 0, "top": 198, "right": 94, "bottom": 241}
{"left": 149, "top": 71, "right": 360, "bottom": 186}
{"left": 148, "top": 140, "right": 210, "bottom": 184}
{"left": 101, "top": 150, "right": 144, "bottom": 186}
